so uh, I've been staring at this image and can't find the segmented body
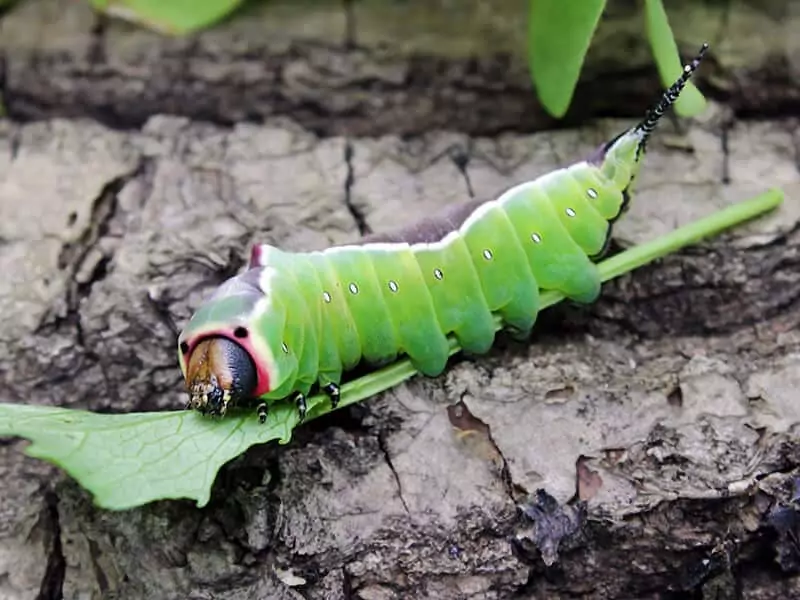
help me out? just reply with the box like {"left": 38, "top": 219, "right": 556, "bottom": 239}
{"left": 179, "top": 152, "right": 634, "bottom": 403}
{"left": 177, "top": 44, "right": 710, "bottom": 420}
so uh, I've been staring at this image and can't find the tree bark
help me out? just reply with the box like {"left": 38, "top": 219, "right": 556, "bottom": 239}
{"left": 0, "top": 0, "right": 799, "bottom": 136}
{"left": 1, "top": 1, "right": 799, "bottom": 599}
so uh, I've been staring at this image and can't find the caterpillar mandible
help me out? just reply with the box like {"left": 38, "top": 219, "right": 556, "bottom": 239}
{"left": 177, "top": 44, "right": 710, "bottom": 424}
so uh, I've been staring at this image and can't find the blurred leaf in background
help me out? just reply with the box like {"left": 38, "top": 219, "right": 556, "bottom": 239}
{"left": 644, "top": 0, "right": 707, "bottom": 116}
{"left": 527, "top": 0, "right": 608, "bottom": 118}
{"left": 528, "top": 0, "right": 707, "bottom": 119}
{"left": 89, "top": 0, "right": 246, "bottom": 35}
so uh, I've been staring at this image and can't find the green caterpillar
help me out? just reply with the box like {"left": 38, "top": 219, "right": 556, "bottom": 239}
{"left": 178, "top": 44, "right": 709, "bottom": 424}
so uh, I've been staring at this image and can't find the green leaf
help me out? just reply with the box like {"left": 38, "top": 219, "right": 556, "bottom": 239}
{"left": 0, "top": 402, "right": 298, "bottom": 510}
{"left": 88, "top": 0, "right": 245, "bottom": 35}
{"left": 0, "top": 190, "right": 783, "bottom": 511}
{"left": 643, "top": 0, "right": 707, "bottom": 117}
{"left": 0, "top": 357, "right": 427, "bottom": 511}
{"left": 527, "top": 0, "right": 607, "bottom": 118}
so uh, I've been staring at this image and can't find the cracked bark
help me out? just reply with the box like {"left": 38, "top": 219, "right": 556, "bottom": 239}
{"left": 343, "top": 140, "right": 370, "bottom": 236}
{"left": 45, "top": 162, "right": 144, "bottom": 348}
{"left": 35, "top": 492, "right": 64, "bottom": 600}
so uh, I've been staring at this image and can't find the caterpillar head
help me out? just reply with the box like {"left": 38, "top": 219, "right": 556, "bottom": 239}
{"left": 182, "top": 336, "right": 257, "bottom": 417}
{"left": 596, "top": 43, "right": 709, "bottom": 193}
{"left": 177, "top": 268, "right": 283, "bottom": 418}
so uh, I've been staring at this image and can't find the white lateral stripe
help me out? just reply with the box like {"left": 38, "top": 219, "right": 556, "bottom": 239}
{"left": 251, "top": 268, "right": 278, "bottom": 376}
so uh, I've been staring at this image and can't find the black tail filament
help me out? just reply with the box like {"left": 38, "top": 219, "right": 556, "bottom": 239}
{"left": 635, "top": 42, "right": 710, "bottom": 157}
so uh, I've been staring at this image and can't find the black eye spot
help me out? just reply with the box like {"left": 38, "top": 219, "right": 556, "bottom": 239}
{"left": 233, "top": 326, "right": 248, "bottom": 339}
{"left": 180, "top": 341, "right": 190, "bottom": 354}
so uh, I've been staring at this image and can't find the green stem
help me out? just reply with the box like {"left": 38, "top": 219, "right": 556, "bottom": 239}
{"left": 318, "top": 188, "right": 783, "bottom": 417}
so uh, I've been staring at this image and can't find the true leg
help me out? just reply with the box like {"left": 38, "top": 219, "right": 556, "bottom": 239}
{"left": 256, "top": 401, "right": 269, "bottom": 424}
{"left": 294, "top": 392, "right": 307, "bottom": 423}
{"left": 322, "top": 382, "right": 341, "bottom": 409}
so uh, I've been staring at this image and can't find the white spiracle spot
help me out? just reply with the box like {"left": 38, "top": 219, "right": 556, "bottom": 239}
{"left": 565, "top": 207, "right": 577, "bottom": 218}
{"left": 531, "top": 232, "right": 542, "bottom": 243}
{"left": 482, "top": 249, "right": 493, "bottom": 260}
{"left": 587, "top": 188, "right": 598, "bottom": 199}
{"left": 434, "top": 268, "right": 444, "bottom": 280}
{"left": 388, "top": 280, "right": 399, "bottom": 293}
{"left": 348, "top": 282, "right": 359, "bottom": 294}
{"left": 281, "top": 342, "right": 289, "bottom": 354}
{"left": 322, "top": 291, "right": 332, "bottom": 303}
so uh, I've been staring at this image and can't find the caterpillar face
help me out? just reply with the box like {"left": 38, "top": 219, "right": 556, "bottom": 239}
{"left": 177, "top": 268, "right": 282, "bottom": 416}
{"left": 183, "top": 336, "right": 257, "bottom": 417}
